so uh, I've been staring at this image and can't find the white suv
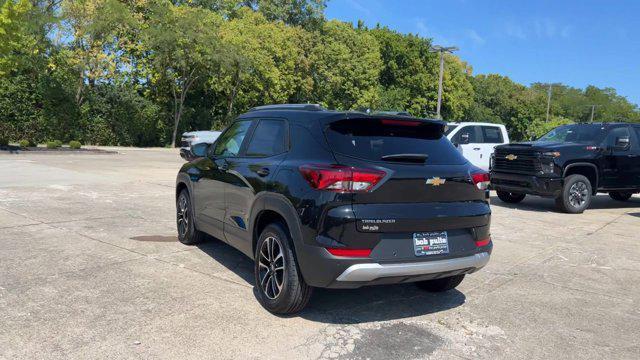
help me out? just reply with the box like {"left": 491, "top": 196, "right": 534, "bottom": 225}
{"left": 445, "top": 122, "right": 509, "bottom": 171}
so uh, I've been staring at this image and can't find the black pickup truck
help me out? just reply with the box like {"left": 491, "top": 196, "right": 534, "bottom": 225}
{"left": 491, "top": 123, "right": 640, "bottom": 213}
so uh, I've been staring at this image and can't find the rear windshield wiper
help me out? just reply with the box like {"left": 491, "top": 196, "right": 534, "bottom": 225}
{"left": 381, "top": 153, "right": 429, "bottom": 163}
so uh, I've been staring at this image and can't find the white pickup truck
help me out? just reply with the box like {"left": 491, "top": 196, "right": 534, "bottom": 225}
{"left": 445, "top": 122, "right": 509, "bottom": 171}
{"left": 180, "top": 130, "right": 221, "bottom": 160}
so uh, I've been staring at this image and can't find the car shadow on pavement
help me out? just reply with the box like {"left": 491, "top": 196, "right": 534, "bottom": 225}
{"left": 196, "top": 239, "right": 466, "bottom": 324}
{"left": 298, "top": 286, "right": 465, "bottom": 324}
{"left": 490, "top": 194, "right": 640, "bottom": 213}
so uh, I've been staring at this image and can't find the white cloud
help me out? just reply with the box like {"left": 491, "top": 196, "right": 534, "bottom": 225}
{"left": 467, "top": 29, "right": 485, "bottom": 45}
{"left": 346, "top": 0, "right": 372, "bottom": 16}
{"left": 560, "top": 25, "right": 573, "bottom": 39}
{"left": 415, "top": 18, "right": 454, "bottom": 46}
{"left": 504, "top": 18, "right": 573, "bottom": 40}
{"left": 505, "top": 22, "right": 527, "bottom": 40}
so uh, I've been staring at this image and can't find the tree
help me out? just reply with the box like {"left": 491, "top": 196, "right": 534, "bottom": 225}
{"left": 466, "top": 74, "right": 546, "bottom": 141}
{"left": 370, "top": 26, "right": 436, "bottom": 116}
{"left": 309, "top": 20, "right": 382, "bottom": 110}
{"left": 213, "top": 9, "right": 310, "bottom": 123}
{"left": 144, "top": 2, "right": 225, "bottom": 146}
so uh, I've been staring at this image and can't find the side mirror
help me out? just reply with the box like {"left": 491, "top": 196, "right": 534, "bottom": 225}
{"left": 191, "top": 143, "right": 210, "bottom": 158}
{"left": 614, "top": 137, "right": 630, "bottom": 151}
{"left": 459, "top": 133, "right": 470, "bottom": 145}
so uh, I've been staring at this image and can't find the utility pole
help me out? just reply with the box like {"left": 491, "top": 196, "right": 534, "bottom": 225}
{"left": 429, "top": 45, "right": 459, "bottom": 119}
{"left": 584, "top": 105, "right": 599, "bottom": 122}
{"left": 545, "top": 83, "right": 552, "bottom": 122}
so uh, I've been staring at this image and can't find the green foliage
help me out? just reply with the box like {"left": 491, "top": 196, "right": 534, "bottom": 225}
{"left": 69, "top": 140, "right": 82, "bottom": 149}
{"left": 0, "top": 137, "right": 8, "bottom": 147}
{"left": 0, "top": 0, "right": 638, "bottom": 147}
{"left": 46, "top": 140, "right": 61, "bottom": 149}
{"left": 19, "top": 139, "right": 29, "bottom": 148}
{"left": 310, "top": 20, "right": 382, "bottom": 110}
{"left": 465, "top": 74, "right": 546, "bottom": 141}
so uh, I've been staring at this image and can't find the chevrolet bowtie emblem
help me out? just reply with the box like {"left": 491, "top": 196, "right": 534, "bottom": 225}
{"left": 505, "top": 154, "right": 518, "bottom": 160}
{"left": 426, "top": 177, "right": 446, "bottom": 186}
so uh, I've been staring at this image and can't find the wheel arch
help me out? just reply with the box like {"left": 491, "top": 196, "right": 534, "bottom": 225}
{"left": 563, "top": 162, "right": 598, "bottom": 194}
{"left": 175, "top": 173, "right": 193, "bottom": 199}
{"left": 250, "top": 193, "right": 303, "bottom": 260}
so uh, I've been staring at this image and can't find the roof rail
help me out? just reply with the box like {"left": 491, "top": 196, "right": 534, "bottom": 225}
{"left": 248, "top": 104, "right": 325, "bottom": 112}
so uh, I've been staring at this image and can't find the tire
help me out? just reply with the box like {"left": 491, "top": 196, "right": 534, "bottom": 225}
{"left": 496, "top": 191, "right": 526, "bottom": 204}
{"left": 416, "top": 274, "right": 465, "bottom": 292}
{"left": 555, "top": 174, "right": 592, "bottom": 214}
{"left": 254, "top": 222, "right": 312, "bottom": 314}
{"left": 176, "top": 189, "right": 205, "bottom": 245}
{"left": 609, "top": 191, "right": 633, "bottom": 202}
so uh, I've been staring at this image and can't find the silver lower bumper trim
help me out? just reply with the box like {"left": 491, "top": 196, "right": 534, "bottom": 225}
{"left": 336, "top": 252, "right": 490, "bottom": 282}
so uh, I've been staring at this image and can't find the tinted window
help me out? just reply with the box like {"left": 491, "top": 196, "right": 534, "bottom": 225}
{"left": 245, "top": 119, "right": 286, "bottom": 157}
{"left": 213, "top": 120, "right": 252, "bottom": 157}
{"left": 453, "top": 126, "right": 481, "bottom": 143}
{"left": 324, "top": 119, "right": 467, "bottom": 165}
{"left": 481, "top": 126, "right": 503, "bottom": 143}
{"left": 605, "top": 126, "right": 631, "bottom": 148}
{"left": 538, "top": 124, "right": 606, "bottom": 143}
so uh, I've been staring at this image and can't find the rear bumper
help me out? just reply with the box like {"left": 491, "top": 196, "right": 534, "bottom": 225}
{"left": 491, "top": 171, "right": 562, "bottom": 197}
{"left": 336, "top": 252, "right": 490, "bottom": 282}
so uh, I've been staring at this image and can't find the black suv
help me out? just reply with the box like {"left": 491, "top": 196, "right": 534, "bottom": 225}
{"left": 491, "top": 123, "right": 640, "bottom": 213}
{"left": 175, "top": 104, "right": 493, "bottom": 314}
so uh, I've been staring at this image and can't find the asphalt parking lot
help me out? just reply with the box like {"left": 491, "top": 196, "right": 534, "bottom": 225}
{"left": 1, "top": 148, "right": 639, "bottom": 360}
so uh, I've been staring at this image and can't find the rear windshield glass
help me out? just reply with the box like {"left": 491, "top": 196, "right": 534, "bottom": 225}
{"left": 324, "top": 119, "right": 468, "bottom": 165}
{"left": 538, "top": 124, "right": 606, "bottom": 143}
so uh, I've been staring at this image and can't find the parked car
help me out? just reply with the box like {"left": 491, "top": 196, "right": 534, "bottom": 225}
{"left": 180, "top": 130, "right": 221, "bottom": 160}
{"left": 175, "top": 104, "right": 493, "bottom": 314}
{"left": 491, "top": 122, "right": 640, "bottom": 213}
{"left": 446, "top": 122, "right": 510, "bottom": 171}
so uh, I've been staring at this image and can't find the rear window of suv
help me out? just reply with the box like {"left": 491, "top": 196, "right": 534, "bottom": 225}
{"left": 324, "top": 119, "right": 468, "bottom": 165}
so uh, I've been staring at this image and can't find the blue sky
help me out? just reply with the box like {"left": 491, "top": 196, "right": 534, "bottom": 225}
{"left": 325, "top": 0, "right": 640, "bottom": 106}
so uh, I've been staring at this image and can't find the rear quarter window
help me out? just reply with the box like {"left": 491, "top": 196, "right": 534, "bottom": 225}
{"left": 324, "top": 119, "right": 468, "bottom": 165}
{"left": 481, "top": 126, "right": 504, "bottom": 143}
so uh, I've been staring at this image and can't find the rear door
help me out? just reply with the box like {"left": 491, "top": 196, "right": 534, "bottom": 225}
{"left": 453, "top": 125, "right": 484, "bottom": 169}
{"left": 601, "top": 125, "right": 635, "bottom": 188}
{"left": 324, "top": 118, "right": 489, "bottom": 236}
{"left": 478, "top": 125, "right": 506, "bottom": 171}
{"left": 223, "top": 118, "right": 289, "bottom": 256}
{"left": 630, "top": 126, "right": 640, "bottom": 187}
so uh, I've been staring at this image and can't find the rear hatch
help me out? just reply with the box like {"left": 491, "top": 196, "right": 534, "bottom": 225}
{"left": 323, "top": 117, "right": 490, "bottom": 242}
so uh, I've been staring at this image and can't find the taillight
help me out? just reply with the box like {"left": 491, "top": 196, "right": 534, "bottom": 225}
{"left": 325, "top": 248, "right": 372, "bottom": 257}
{"left": 475, "top": 238, "right": 491, "bottom": 247}
{"left": 299, "top": 164, "right": 386, "bottom": 192}
{"left": 472, "top": 171, "right": 490, "bottom": 190}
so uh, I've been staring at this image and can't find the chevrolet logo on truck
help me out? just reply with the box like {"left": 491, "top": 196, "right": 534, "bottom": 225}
{"left": 505, "top": 154, "right": 518, "bottom": 160}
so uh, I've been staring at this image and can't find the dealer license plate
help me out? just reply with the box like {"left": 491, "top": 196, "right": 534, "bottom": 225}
{"left": 413, "top": 231, "right": 449, "bottom": 256}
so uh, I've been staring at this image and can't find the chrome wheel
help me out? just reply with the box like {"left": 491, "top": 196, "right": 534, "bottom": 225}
{"left": 177, "top": 195, "right": 189, "bottom": 237}
{"left": 258, "top": 236, "right": 285, "bottom": 300}
{"left": 568, "top": 181, "right": 589, "bottom": 208}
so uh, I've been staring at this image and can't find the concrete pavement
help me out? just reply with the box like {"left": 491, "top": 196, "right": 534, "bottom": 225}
{"left": 0, "top": 148, "right": 639, "bottom": 359}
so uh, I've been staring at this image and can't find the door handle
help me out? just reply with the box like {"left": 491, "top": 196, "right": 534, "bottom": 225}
{"left": 256, "top": 167, "right": 270, "bottom": 177}
{"left": 473, "top": 147, "right": 481, "bottom": 151}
